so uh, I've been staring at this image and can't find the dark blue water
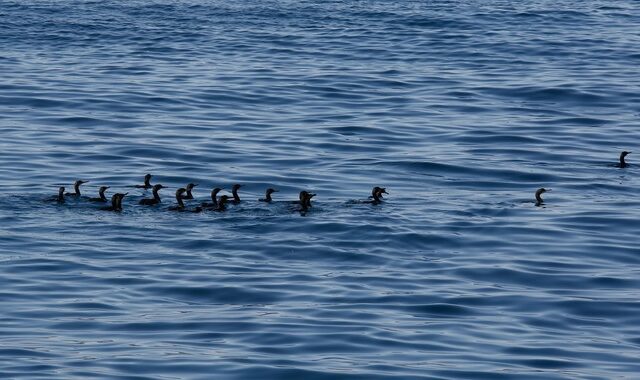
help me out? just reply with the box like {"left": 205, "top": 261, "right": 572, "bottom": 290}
{"left": 1, "top": 1, "right": 640, "bottom": 378}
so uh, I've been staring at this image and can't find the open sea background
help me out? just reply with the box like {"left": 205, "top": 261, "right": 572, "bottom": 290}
{"left": 1, "top": 0, "right": 639, "bottom": 378}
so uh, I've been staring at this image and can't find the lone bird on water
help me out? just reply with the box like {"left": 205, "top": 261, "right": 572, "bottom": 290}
{"left": 617, "top": 151, "right": 631, "bottom": 168}
{"left": 535, "top": 188, "right": 550, "bottom": 207}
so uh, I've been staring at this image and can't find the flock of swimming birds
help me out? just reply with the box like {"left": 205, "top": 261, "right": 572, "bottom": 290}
{"left": 49, "top": 151, "right": 631, "bottom": 213}
{"left": 50, "top": 173, "right": 389, "bottom": 214}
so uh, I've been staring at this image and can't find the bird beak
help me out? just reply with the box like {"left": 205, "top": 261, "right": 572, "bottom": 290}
{"left": 309, "top": 193, "right": 317, "bottom": 198}
{"left": 194, "top": 184, "right": 199, "bottom": 187}
{"left": 273, "top": 189, "right": 279, "bottom": 192}
{"left": 105, "top": 186, "right": 110, "bottom": 189}
{"left": 546, "top": 189, "right": 552, "bottom": 192}
{"left": 82, "top": 180, "right": 89, "bottom": 184}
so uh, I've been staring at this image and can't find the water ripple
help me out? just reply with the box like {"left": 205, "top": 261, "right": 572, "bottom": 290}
{"left": 1, "top": 0, "right": 640, "bottom": 379}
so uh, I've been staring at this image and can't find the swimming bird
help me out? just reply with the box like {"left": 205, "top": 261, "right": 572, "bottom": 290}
{"left": 535, "top": 188, "right": 550, "bottom": 206}
{"left": 214, "top": 195, "right": 230, "bottom": 212}
{"left": 134, "top": 174, "right": 153, "bottom": 189}
{"left": 259, "top": 188, "right": 278, "bottom": 202}
{"left": 201, "top": 187, "right": 222, "bottom": 208}
{"left": 89, "top": 186, "right": 110, "bottom": 202}
{"left": 291, "top": 190, "right": 315, "bottom": 207}
{"left": 115, "top": 193, "right": 127, "bottom": 210}
{"left": 370, "top": 186, "right": 388, "bottom": 203}
{"left": 183, "top": 183, "right": 198, "bottom": 200}
{"left": 169, "top": 188, "right": 187, "bottom": 211}
{"left": 299, "top": 190, "right": 316, "bottom": 212}
{"left": 618, "top": 151, "right": 631, "bottom": 168}
{"left": 51, "top": 186, "right": 65, "bottom": 203}
{"left": 66, "top": 180, "right": 89, "bottom": 197}
{"left": 139, "top": 184, "right": 165, "bottom": 205}
{"left": 100, "top": 193, "right": 127, "bottom": 212}
{"left": 230, "top": 184, "right": 242, "bottom": 204}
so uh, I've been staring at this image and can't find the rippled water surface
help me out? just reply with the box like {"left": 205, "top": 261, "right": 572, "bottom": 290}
{"left": 1, "top": 1, "right": 640, "bottom": 378}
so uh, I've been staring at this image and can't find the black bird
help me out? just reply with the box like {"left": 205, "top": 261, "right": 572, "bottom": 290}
{"left": 259, "top": 188, "right": 278, "bottom": 202}
{"left": 535, "top": 188, "right": 550, "bottom": 206}
{"left": 52, "top": 186, "right": 65, "bottom": 203}
{"left": 89, "top": 186, "right": 110, "bottom": 202}
{"left": 139, "top": 184, "right": 165, "bottom": 205}
{"left": 169, "top": 188, "right": 187, "bottom": 211}
{"left": 66, "top": 180, "right": 89, "bottom": 197}
{"left": 115, "top": 193, "right": 127, "bottom": 210}
{"left": 182, "top": 183, "right": 198, "bottom": 200}
{"left": 370, "top": 186, "right": 388, "bottom": 203}
{"left": 299, "top": 190, "right": 316, "bottom": 212}
{"left": 100, "top": 193, "right": 127, "bottom": 212}
{"left": 230, "top": 184, "right": 242, "bottom": 204}
{"left": 201, "top": 187, "right": 222, "bottom": 208}
{"left": 214, "top": 195, "right": 230, "bottom": 212}
{"left": 135, "top": 174, "right": 153, "bottom": 189}
{"left": 618, "top": 151, "right": 631, "bottom": 168}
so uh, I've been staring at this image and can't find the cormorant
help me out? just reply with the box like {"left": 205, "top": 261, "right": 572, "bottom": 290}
{"left": 100, "top": 193, "right": 127, "bottom": 212}
{"left": 183, "top": 183, "right": 198, "bottom": 200}
{"left": 134, "top": 174, "right": 153, "bottom": 189}
{"left": 169, "top": 188, "right": 187, "bottom": 211}
{"left": 299, "top": 190, "right": 316, "bottom": 212}
{"left": 535, "top": 188, "right": 550, "bottom": 206}
{"left": 370, "top": 186, "right": 388, "bottom": 203}
{"left": 259, "top": 188, "right": 278, "bottom": 202}
{"left": 53, "top": 186, "right": 65, "bottom": 203}
{"left": 89, "top": 186, "right": 110, "bottom": 202}
{"left": 139, "top": 184, "right": 165, "bottom": 205}
{"left": 231, "top": 184, "right": 242, "bottom": 204}
{"left": 201, "top": 187, "right": 222, "bottom": 208}
{"left": 618, "top": 151, "right": 631, "bottom": 168}
{"left": 214, "top": 195, "right": 230, "bottom": 211}
{"left": 66, "top": 180, "right": 89, "bottom": 197}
